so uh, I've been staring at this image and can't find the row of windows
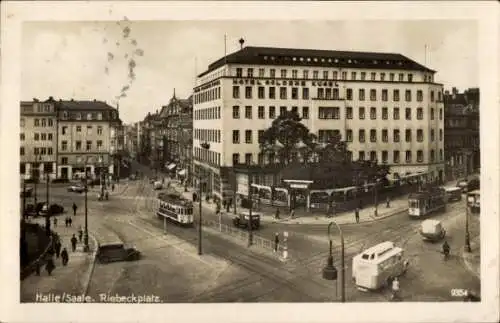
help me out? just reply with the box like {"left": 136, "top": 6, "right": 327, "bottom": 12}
{"left": 232, "top": 85, "right": 443, "bottom": 102}
{"left": 60, "top": 111, "right": 107, "bottom": 121}
{"left": 232, "top": 105, "right": 309, "bottom": 119}
{"left": 60, "top": 140, "right": 104, "bottom": 151}
{"left": 32, "top": 118, "right": 55, "bottom": 127}
{"left": 20, "top": 147, "right": 54, "bottom": 156}
{"left": 194, "top": 106, "right": 221, "bottom": 120}
{"left": 194, "top": 129, "right": 221, "bottom": 143}
{"left": 24, "top": 132, "right": 55, "bottom": 141}
{"left": 232, "top": 129, "right": 266, "bottom": 144}
{"left": 194, "top": 87, "right": 221, "bottom": 104}
{"left": 236, "top": 67, "right": 434, "bottom": 83}
{"left": 61, "top": 125, "right": 104, "bottom": 135}
{"left": 194, "top": 147, "right": 221, "bottom": 166}
{"left": 344, "top": 128, "right": 443, "bottom": 143}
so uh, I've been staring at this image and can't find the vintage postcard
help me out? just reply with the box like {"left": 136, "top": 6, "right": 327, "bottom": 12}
{"left": 0, "top": 1, "right": 498, "bottom": 323}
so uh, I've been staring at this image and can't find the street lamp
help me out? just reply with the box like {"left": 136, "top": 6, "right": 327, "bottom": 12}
{"left": 465, "top": 194, "right": 473, "bottom": 253}
{"left": 33, "top": 153, "right": 41, "bottom": 215}
{"left": 198, "top": 141, "right": 210, "bottom": 256}
{"left": 322, "top": 221, "right": 345, "bottom": 302}
{"left": 83, "top": 168, "right": 90, "bottom": 252}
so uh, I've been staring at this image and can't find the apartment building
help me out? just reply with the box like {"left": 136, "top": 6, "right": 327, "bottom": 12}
{"left": 20, "top": 97, "right": 58, "bottom": 180}
{"left": 193, "top": 46, "right": 445, "bottom": 199}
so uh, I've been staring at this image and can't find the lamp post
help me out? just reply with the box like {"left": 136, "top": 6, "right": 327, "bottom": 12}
{"left": 83, "top": 169, "right": 90, "bottom": 252}
{"left": 465, "top": 194, "right": 472, "bottom": 253}
{"left": 44, "top": 171, "right": 51, "bottom": 236}
{"left": 33, "top": 154, "right": 41, "bottom": 215}
{"left": 373, "top": 178, "right": 381, "bottom": 217}
{"left": 248, "top": 170, "right": 254, "bottom": 247}
{"left": 198, "top": 142, "right": 210, "bottom": 256}
{"left": 322, "top": 221, "right": 345, "bottom": 302}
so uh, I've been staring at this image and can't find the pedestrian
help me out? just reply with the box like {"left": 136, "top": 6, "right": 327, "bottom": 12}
{"left": 61, "top": 248, "right": 69, "bottom": 266}
{"left": 72, "top": 203, "right": 77, "bottom": 216}
{"left": 68, "top": 217, "right": 73, "bottom": 227}
{"left": 275, "top": 208, "right": 280, "bottom": 220}
{"left": 359, "top": 199, "right": 363, "bottom": 210}
{"left": 386, "top": 196, "right": 390, "bottom": 208}
{"left": 112, "top": 183, "right": 115, "bottom": 192}
{"left": 45, "top": 257, "right": 55, "bottom": 276}
{"left": 53, "top": 217, "right": 57, "bottom": 227}
{"left": 65, "top": 217, "right": 69, "bottom": 227}
{"left": 274, "top": 233, "right": 280, "bottom": 252}
{"left": 290, "top": 208, "right": 295, "bottom": 219}
{"left": 391, "top": 277, "right": 400, "bottom": 301}
{"left": 192, "top": 192, "right": 197, "bottom": 202}
{"left": 216, "top": 202, "right": 221, "bottom": 215}
{"left": 71, "top": 234, "right": 77, "bottom": 252}
{"left": 78, "top": 227, "right": 83, "bottom": 243}
{"left": 355, "top": 208, "right": 360, "bottom": 224}
{"left": 55, "top": 240, "right": 62, "bottom": 258}
{"left": 222, "top": 199, "right": 226, "bottom": 210}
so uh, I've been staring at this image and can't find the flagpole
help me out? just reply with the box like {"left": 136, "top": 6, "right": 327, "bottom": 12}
{"left": 224, "top": 34, "right": 227, "bottom": 76}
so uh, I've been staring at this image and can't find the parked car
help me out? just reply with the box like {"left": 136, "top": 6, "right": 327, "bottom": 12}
{"left": 232, "top": 210, "right": 261, "bottom": 230}
{"left": 20, "top": 187, "right": 33, "bottom": 198}
{"left": 457, "top": 177, "right": 480, "bottom": 193}
{"left": 67, "top": 184, "right": 86, "bottom": 193}
{"left": 97, "top": 243, "right": 141, "bottom": 264}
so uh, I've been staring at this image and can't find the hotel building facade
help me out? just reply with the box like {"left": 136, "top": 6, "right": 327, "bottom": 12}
{"left": 193, "top": 46, "right": 445, "bottom": 200}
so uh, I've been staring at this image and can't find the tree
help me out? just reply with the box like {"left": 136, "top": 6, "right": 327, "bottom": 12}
{"left": 260, "top": 111, "right": 316, "bottom": 165}
{"left": 317, "top": 132, "right": 350, "bottom": 164}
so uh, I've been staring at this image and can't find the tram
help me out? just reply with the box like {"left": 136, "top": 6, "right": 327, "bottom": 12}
{"left": 156, "top": 192, "right": 194, "bottom": 226}
{"left": 408, "top": 186, "right": 446, "bottom": 218}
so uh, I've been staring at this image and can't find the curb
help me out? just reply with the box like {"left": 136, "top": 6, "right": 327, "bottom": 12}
{"left": 460, "top": 239, "right": 480, "bottom": 279}
{"left": 82, "top": 232, "right": 99, "bottom": 300}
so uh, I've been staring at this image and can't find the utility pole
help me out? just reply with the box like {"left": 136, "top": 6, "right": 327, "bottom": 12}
{"left": 198, "top": 170, "right": 203, "bottom": 255}
{"left": 83, "top": 170, "right": 89, "bottom": 252}
{"left": 45, "top": 172, "right": 51, "bottom": 236}
{"left": 248, "top": 171, "right": 253, "bottom": 247}
{"left": 22, "top": 180, "right": 26, "bottom": 219}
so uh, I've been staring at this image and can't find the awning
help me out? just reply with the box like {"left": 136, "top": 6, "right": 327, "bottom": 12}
{"left": 178, "top": 169, "right": 186, "bottom": 176}
{"left": 167, "top": 163, "right": 177, "bottom": 170}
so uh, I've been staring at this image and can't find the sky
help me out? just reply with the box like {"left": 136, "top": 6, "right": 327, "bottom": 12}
{"left": 22, "top": 20, "right": 478, "bottom": 124}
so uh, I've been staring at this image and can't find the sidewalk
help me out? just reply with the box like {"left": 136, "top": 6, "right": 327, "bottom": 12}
{"left": 21, "top": 216, "right": 98, "bottom": 302}
{"left": 461, "top": 235, "right": 480, "bottom": 279}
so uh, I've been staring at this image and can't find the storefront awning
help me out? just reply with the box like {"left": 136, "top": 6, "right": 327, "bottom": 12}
{"left": 167, "top": 163, "right": 177, "bottom": 170}
{"left": 178, "top": 169, "right": 186, "bottom": 176}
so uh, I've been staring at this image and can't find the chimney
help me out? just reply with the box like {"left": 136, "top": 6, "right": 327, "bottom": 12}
{"left": 33, "top": 98, "right": 39, "bottom": 102}
{"left": 48, "top": 96, "right": 54, "bottom": 101}
{"left": 71, "top": 98, "right": 74, "bottom": 101}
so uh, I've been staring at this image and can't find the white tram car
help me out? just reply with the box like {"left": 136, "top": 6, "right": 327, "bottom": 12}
{"left": 156, "top": 193, "right": 194, "bottom": 226}
{"left": 408, "top": 186, "right": 446, "bottom": 217}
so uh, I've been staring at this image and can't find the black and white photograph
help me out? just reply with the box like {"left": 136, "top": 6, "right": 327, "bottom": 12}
{"left": 1, "top": 2, "right": 498, "bottom": 323}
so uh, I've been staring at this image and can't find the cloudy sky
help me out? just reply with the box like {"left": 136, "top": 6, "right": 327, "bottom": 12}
{"left": 22, "top": 20, "right": 478, "bottom": 123}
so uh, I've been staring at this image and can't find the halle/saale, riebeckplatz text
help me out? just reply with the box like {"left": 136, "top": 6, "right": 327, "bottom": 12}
{"left": 35, "top": 292, "right": 161, "bottom": 303}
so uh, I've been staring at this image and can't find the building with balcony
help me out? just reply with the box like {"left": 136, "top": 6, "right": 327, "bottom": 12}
{"left": 193, "top": 46, "right": 446, "bottom": 200}
{"left": 443, "top": 87, "right": 480, "bottom": 180}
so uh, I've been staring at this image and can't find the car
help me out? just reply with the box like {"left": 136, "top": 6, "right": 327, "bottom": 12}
{"left": 457, "top": 177, "right": 480, "bottom": 193}
{"left": 67, "top": 184, "right": 85, "bottom": 193}
{"left": 232, "top": 210, "right": 261, "bottom": 230}
{"left": 97, "top": 243, "right": 141, "bottom": 264}
{"left": 20, "top": 187, "right": 33, "bottom": 198}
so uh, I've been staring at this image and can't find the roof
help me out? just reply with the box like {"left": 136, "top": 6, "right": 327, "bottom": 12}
{"left": 57, "top": 100, "right": 116, "bottom": 111}
{"left": 199, "top": 46, "right": 435, "bottom": 77}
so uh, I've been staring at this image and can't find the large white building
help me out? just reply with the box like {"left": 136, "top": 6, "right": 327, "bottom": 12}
{"left": 193, "top": 46, "right": 445, "bottom": 199}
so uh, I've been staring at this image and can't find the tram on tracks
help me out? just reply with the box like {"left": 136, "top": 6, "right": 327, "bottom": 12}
{"left": 408, "top": 185, "right": 446, "bottom": 218}
{"left": 156, "top": 192, "right": 194, "bottom": 226}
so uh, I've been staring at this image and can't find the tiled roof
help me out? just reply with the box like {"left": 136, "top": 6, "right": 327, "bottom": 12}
{"left": 57, "top": 100, "right": 116, "bottom": 111}
{"left": 199, "top": 46, "right": 434, "bottom": 77}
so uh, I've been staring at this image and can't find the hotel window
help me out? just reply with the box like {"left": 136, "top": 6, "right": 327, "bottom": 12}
{"left": 323, "top": 71, "right": 329, "bottom": 80}
{"left": 359, "top": 107, "right": 365, "bottom": 119}
{"left": 20, "top": 147, "right": 25, "bottom": 156}
{"left": 292, "top": 70, "right": 298, "bottom": 78}
{"left": 245, "top": 106, "right": 252, "bottom": 119}
{"left": 232, "top": 130, "right": 240, "bottom": 144}
{"left": 41, "top": 133, "right": 46, "bottom": 140}
{"left": 370, "top": 151, "right": 377, "bottom": 161}
{"left": 371, "top": 72, "right": 376, "bottom": 81}
{"left": 360, "top": 72, "right": 366, "bottom": 80}
{"left": 359, "top": 151, "right": 365, "bottom": 161}
{"left": 381, "top": 151, "right": 388, "bottom": 163}
{"left": 390, "top": 73, "right": 395, "bottom": 81}
{"left": 97, "top": 126, "right": 103, "bottom": 135}
{"left": 20, "top": 133, "right": 25, "bottom": 141}
{"left": 257, "top": 153, "right": 264, "bottom": 165}
{"left": 232, "top": 86, "right": 240, "bottom": 98}
{"left": 259, "top": 68, "right": 265, "bottom": 77}
{"left": 269, "top": 106, "right": 276, "bottom": 119}
{"left": 430, "top": 149, "right": 435, "bottom": 162}
{"left": 439, "top": 129, "right": 443, "bottom": 141}
{"left": 245, "top": 130, "right": 252, "bottom": 143}
{"left": 97, "top": 112, "right": 102, "bottom": 120}
{"left": 299, "top": 87, "right": 308, "bottom": 100}
{"left": 34, "top": 147, "right": 39, "bottom": 155}
{"left": 61, "top": 157, "right": 68, "bottom": 164}
{"left": 408, "top": 74, "right": 413, "bottom": 82}
{"left": 346, "top": 88, "right": 353, "bottom": 100}
{"left": 76, "top": 141, "right": 82, "bottom": 150}
{"left": 341, "top": 72, "right": 347, "bottom": 80}
{"left": 61, "top": 126, "right": 67, "bottom": 135}
{"left": 380, "top": 73, "right": 386, "bottom": 81}
{"left": 370, "top": 107, "right": 376, "bottom": 120}
{"left": 258, "top": 106, "right": 265, "bottom": 119}
{"left": 291, "top": 87, "right": 299, "bottom": 99}
{"left": 87, "top": 125, "right": 93, "bottom": 135}
{"left": 41, "top": 119, "right": 46, "bottom": 127}
{"left": 359, "top": 129, "right": 366, "bottom": 143}
{"left": 380, "top": 89, "right": 388, "bottom": 102}
{"left": 382, "top": 129, "right": 388, "bottom": 142}
{"left": 393, "top": 150, "right": 400, "bottom": 163}
{"left": 346, "top": 129, "right": 353, "bottom": 142}
{"left": 393, "top": 89, "right": 400, "bottom": 101}
{"left": 439, "top": 108, "right": 443, "bottom": 120}
{"left": 269, "top": 87, "right": 276, "bottom": 99}
{"left": 97, "top": 140, "right": 103, "bottom": 150}
{"left": 76, "top": 113, "right": 82, "bottom": 120}
{"left": 359, "top": 89, "right": 365, "bottom": 101}
{"left": 245, "top": 153, "right": 252, "bottom": 164}
{"left": 258, "top": 87, "right": 265, "bottom": 99}
{"left": 325, "top": 88, "right": 332, "bottom": 99}
{"left": 232, "top": 105, "right": 241, "bottom": 119}
{"left": 247, "top": 68, "right": 253, "bottom": 77}
{"left": 291, "top": 106, "right": 298, "bottom": 115}
{"left": 245, "top": 86, "right": 252, "bottom": 99}
{"left": 417, "top": 150, "right": 423, "bottom": 163}
{"left": 270, "top": 69, "right": 276, "bottom": 78}
{"left": 370, "top": 129, "right": 377, "bottom": 142}
{"left": 280, "top": 106, "right": 287, "bottom": 116}
{"left": 440, "top": 149, "right": 443, "bottom": 161}
{"left": 405, "top": 108, "right": 411, "bottom": 120}
{"left": 86, "top": 141, "right": 92, "bottom": 151}
{"left": 333, "top": 71, "right": 338, "bottom": 80}
{"left": 351, "top": 72, "right": 357, "bottom": 80}
{"left": 49, "top": 133, "right": 54, "bottom": 141}
{"left": 438, "top": 91, "right": 442, "bottom": 102}
{"left": 86, "top": 113, "right": 92, "bottom": 120}
{"left": 40, "top": 148, "right": 46, "bottom": 155}
{"left": 34, "top": 133, "right": 39, "bottom": 141}
{"left": 382, "top": 107, "right": 388, "bottom": 120}
{"left": 393, "top": 129, "right": 400, "bottom": 142}
{"left": 346, "top": 107, "right": 353, "bottom": 119}
{"left": 405, "top": 90, "right": 412, "bottom": 102}
{"left": 370, "top": 89, "right": 376, "bottom": 101}
{"left": 313, "top": 71, "right": 319, "bottom": 79}
{"left": 232, "top": 153, "right": 239, "bottom": 165}
{"left": 280, "top": 87, "right": 287, "bottom": 99}
{"left": 405, "top": 129, "right": 412, "bottom": 142}
{"left": 417, "top": 90, "right": 423, "bottom": 102}
{"left": 258, "top": 130, "right": 265, "bottom": 143}
{"left": 405, "top": 150, "right": 412, "bottom": 163}
{"left": 236, "top": 68, "right": 242, "bottom": 77}
{"left": 302, "top": 106, "right": 309, "bottom": 119}
{"left": 280, "top": 69, "right": 287, "bottom": 78}
{"left": 318, "top": 88, "right": 324, "bottom": 99}
{"left": 399, "top": 73, "right": 404, "bottom": 81}
{"left": 431, "top": 129, "right": 435, "bottom": 141}
{"left": 417, "top": 129, "right": 423, "bottom": 142}
{"left": 303, "top": 70, "right": 309, "bottom": 79}
{"left": 417, "top": 107, "right": 423, "bottom": 120}
{"left": 430, "top": 108, "right": 435, "bottom": 120}
{"left": 48, "top": 119, "right": 53, "bottom": 126}
{"left": 319, "top": 107, "right": 340, "bottom": 119}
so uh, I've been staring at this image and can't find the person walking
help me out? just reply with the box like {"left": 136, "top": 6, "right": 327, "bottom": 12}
{"left": 290, "top": 208, "right": 295, "bottom": 219}
{"left": 78, "top": 227, "right": 83, "bottom": 243}
{"left": 112, "top": 183, "right": 115, "bottom": 192}
{"left": 72, "top": 203, "right": 77, "bottom": 216}
{"left": 54, "top": 240, "right": 62, "bottom": 258}
{"left": 65, "top": 217, "right": 69, "bottom": 227}
{"left": 71, "top": 234, "right": 77, "bottom": 252}
{"left": 355, "top": 208, "right": 360, "bottom": 224}
{"left": 61, "top": 248, "right": 69, "bottom": 266}
{"left": 274, "top": 233, "right": 280, "bottom": 253}
{"left": 275, "top": 208, "right": 280, "bottom": 220}
{"left": 45, "top": 257, "right": 55, "bottom": 276}
{"left": 68, "top": 217, "right": 73, "bottom": 227}
{"left": 391, "top": 277, "right": 400, "bottom": 301}
{"left": 53, "top": 217, "right": 58, "bottom": 227}
{"left": 386, "top": 196, "right": 391, "bottom": 208}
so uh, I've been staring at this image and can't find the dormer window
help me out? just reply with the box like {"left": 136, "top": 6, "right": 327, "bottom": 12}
{"left": 270, "top": 56, "right": 275, "bottom": 61}
{"left": 373, "top": 60, "right": 378, "bottom": 64}
{"left": 321, "top": 58, "right": 325, "bottom": 62}
{"left": 328, "top": 58, "right": 332, "bottom": 63}
{"left": 397, "top": 61, "right": 403, "bottom": 66}
{"left": 292, "top": 57, "right": 297, "bottom": 61}
{"left": 299, "top": 57, "right": 304, "bottom": 61}
{"left": 263, "top": 56, "right": 268, "bottom": 60}
{"left": 306, "top": 58, "right": 311, "bottom": 62}
{"left": 313, "top": 58, "right": 318, "bottom": 62}
{"left": 334, "top": 58, "right": 339, "bottom": 63}
{"left": 348, "top": 59, "right": 352, "bottom": 63}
